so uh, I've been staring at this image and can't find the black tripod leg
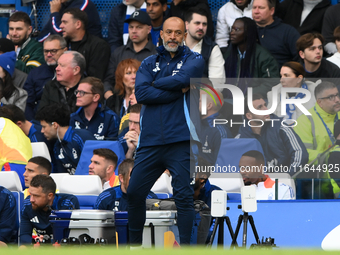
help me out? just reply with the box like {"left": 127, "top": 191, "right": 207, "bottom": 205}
{"left": 217, "top": 217, "right": 224, "bottom": 245}
{"left": 231, "top": 215, "right": 243, "bottom": 247}
{"left": 248, "top": 215, "right": 260, "bottom": 244}
{"left": 242, "top": 213, "right": 248, "bottom": 248}
{"left": 207, "top": 217, "right": 220, "bottom": 247}
{"left": 225, "top": 217, "right": 237, "bottom": 246}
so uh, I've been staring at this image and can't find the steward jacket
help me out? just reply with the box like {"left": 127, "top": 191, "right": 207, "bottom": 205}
{"left": 94, "top": 185, "right": 157, "bottom": 211}
{"left": 257, "top": 17, "right": 300, "bottom": 67}
{"left": 53, "top": 127, "right": 95, "bottom": 174}
{"left": 238, "top": 114, "right": 308, "bottom": 175}
{"left": 16, "top": 38, "right": 45, "bottom": 74}
{"left": 0, "top": 186, "right": 16, "bottom": 244}
{"left": 38, "top": 0, "right": 102, "bottom": 41}
{"left": 135, "top": 45, "right": 205, "bottom": 148}
{"left": 67, "top": 33, "right": 110, "bottom": 80}
{"left": 277, "top": 0, "right": 330, "bottom": 35}
{"left": 70, "top": 103, "right": 120, "bottom": 140}
{"left": 294, "top": 103, "right": 339, "bottom": 165}
{"left": 20, "top": 193, "right": 79, "bottom": 245}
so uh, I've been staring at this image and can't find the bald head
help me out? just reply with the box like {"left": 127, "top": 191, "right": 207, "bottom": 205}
{"left": 200, "top": 88, "right": 223, "bottom": 118}
{"left": 161, "top": 17, "right": 186, "bottom": 56}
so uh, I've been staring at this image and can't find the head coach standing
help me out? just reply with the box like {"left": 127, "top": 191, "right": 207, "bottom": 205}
{"left": 126, "top": 16, "right": 205, "bottom": 247}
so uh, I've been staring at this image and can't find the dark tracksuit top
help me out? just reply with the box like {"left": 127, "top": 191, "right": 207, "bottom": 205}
{"left": 20, "top": 193, "right": 79, "bottom": 245}
{"left": 0, "top": 186, "right": 16, "bottom": 244}
{"left": 70, "top": 103, "right": 120, "bottom": 140}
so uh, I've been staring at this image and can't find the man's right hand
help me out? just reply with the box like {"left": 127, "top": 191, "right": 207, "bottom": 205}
{"left": 50, "top": 0, "right": 62, "bottom": 13}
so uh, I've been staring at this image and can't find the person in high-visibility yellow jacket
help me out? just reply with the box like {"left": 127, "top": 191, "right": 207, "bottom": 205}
{"left": 294, "top": 81, "right": 340, "bottom": 198}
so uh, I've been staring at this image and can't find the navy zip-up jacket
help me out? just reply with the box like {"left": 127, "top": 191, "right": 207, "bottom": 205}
{"left": 38, "top": 0, "right": 102, "bottom": 42}
{"left": 20, "top": 193, "right": 79, "bottom": 245}
{"left": 70, "top": 103, "right": 119, "bottom": 140}
{"left": 53, "top": 127, "right": 95, "bottom": 174}
{"left": 0, "top": 186, "right": 16, "bottom": 244}
{"left": 94, "top": 185, "right": 157, "bottom": 211}
{"left": 237, "top": 114, "right": 308, "bottom": 175}
{"left": 135, "top": 45, "right": 205, "bottom": 148}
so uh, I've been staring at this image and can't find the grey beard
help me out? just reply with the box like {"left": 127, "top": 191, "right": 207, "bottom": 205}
{"left": 163, "top": 38, "right": 184, "bottom": 52}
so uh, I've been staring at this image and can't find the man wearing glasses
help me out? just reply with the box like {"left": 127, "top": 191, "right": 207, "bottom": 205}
{"left": 23, "top": 34, "right": 67, "bottom": 120}
{"left": 38, "top": 50, "right": 85, "bottom": 113}
{"left": 295, "top": 81, "right": 340, "bottom": 199}
{"left": 297, "top": 33, "right": 340, "bottom": 82}
{"left": 70, "top": 77, "right": 119, "bottom": 140}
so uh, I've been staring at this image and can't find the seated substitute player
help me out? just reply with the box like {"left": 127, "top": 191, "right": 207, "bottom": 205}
{"left": 23, "top": 156, "right": 52, "bottom": 198}
{"left": 239, "top": 150, "right": 295, "bottom": 200}
{"left": 89, "top": 148, "right": 120, "bottom": 190}
{"left": 20, "top": 175, "right": 79, "bottom": 246}
{"left": 35, "top": 103, "right": 95, "bottom": 174}
{"left": 94, "top": 159, "right": 156, "bottom": 211}
{"left": 0, "top": 186, "right": 16, "bottom": 247}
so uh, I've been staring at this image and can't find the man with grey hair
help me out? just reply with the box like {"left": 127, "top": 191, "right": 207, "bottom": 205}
{"left": 38, "top": 50, "right": 86, "bottom": 113}
{"left": 294, "top": 81, "right": 340, "bottom": 198}
{"left": 23, "top": 34, "right": 67, "bottom": 120}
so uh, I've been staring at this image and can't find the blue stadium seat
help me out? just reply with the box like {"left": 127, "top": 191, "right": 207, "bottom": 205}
{"left": 154, "top": 192, "right": 172, "bottom": 199}
{"left": 75, "top": 140, "right": 125, "bottom": 175}
{"left": 11, "top": 191, "right": 24, "bottom": 244}
{"left": 75, "top": 195, "right": 98, "bottom": 209}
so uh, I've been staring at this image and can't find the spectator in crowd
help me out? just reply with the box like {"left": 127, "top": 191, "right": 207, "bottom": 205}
{"left": 296, "top": 33, "right": 340, "bottom": 81}
{"left": 108, "top": 0, "right": 147, "bottom": 53}
{"left": 239, "top": 150, "right": 295, "bottom": 199}
{"left": 0, "top": 186, "right": 16, "bottom": 247}
{"left": 224, "top": 17, "right": 279, "bottom": 98}
{"left": 0, "top": 51, "right": 27, "bottom": 111}
{"left": 20, "top": 175, "right": 79, "bottom": 246}
{"left": 327, "top": 120, "right": 340, "bottom": 189}
{"left": 252, "top": 0, "right": 300, "bottom": 67}
{"left": 35, "top": 104, "right": 94, "bottom": 174}
{"left": 0, "top": 105, "right": 48, "bottom": 144}
{"left": 294, "top": 81, "right": 340, "bottom": 198}
{"left": 38, "top": 0, "right": 102, "bottom": 42}
{"left": 24, "top": 35, "right": 67, "bottom": 120}
{"left": 89, "top": 148, "right": 120, "bottom": 190}
{"left": 276, "top": 0, "right": 330, "bottom": 35}
{"left": 146, "top": 0, "right": 168, "bottom": 46}
{"left": 127, "top": 17, "right": 205, "bottom": 247}
{"left": 185, "top": 7, "right": 225, "bottom": 82}
{"left": 119, "top": 103, "right": 142, "bottom": 159}
{"left": 326, "top": 26, "right": 340, "bottom": 68}
{"left": 215, "top": 0, "right": 253, "bottom": 49}
{"left": 104, "top": 11, "right": 156, "bottom": 104}
{"left": 106, "top": 59, "right": 141, "bottom": 117}
{"left": 70, "top": 77, "right": 119, "bottom": 140}
{"left": 38, "top": 51, "right": 85, "bottom": 113}
{"left": 7, "top": 12, "right": 44, "bottom": 74}
{"left": 94, "top": 159, "right": 156, "bottom": 210}
{"left": 60, "top": 8, "right": 110, "bottom": 80}
{"left": 0, "top": 38, "right": 27, "bottom": 89}
{"left": 237, "top": 93, "right": 308, "bottom": 175}
{"left": 267, "top": 61, "right": 318, "bottom": 125}
{"left": 168, "top": 0, "right": 214, "bottom": 39}
{"left": 23, "top": 156, "right": 52, "bottom": 198}
{"left": 0, "top": 117, "right": 32, "bottom": 189}
{"left": 321, "top": 3, "right": 340, "bottom": 55}
{"left": 118, "top": 88, "right": 138, "bottom": 134}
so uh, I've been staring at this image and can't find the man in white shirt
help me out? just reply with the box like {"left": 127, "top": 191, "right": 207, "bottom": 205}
{"left": 239, "top": 150, "right": 294, "bottom": 200}
{"left": 184, "top": 7, "right": 225, "bottom": 82}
